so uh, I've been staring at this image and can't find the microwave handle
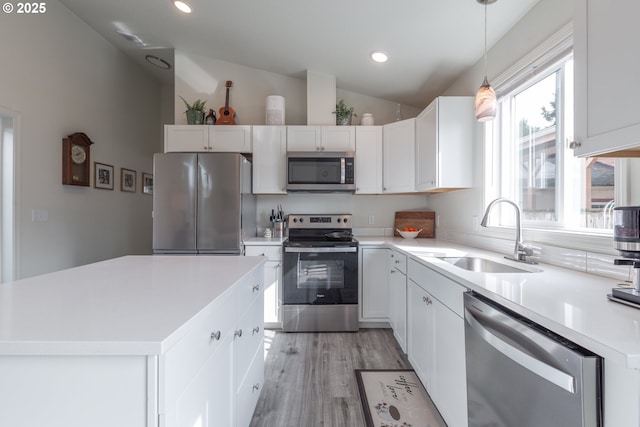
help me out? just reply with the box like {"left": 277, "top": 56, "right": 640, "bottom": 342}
{"left": 341, "top": 158, "right": 345, "bottom": 184}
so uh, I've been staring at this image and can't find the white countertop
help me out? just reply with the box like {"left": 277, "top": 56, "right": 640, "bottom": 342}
{"left": 358, "top": 237, "right": 640, "bottom": 369}
{"left": 0, "top": 255, "right": 265, "bottom": 356}
{"left": 244, "top": 237, "right": 287, "bottom": 246}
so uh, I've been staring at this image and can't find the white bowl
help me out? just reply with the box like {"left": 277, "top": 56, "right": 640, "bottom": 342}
{"left": 396, "top": 229, "right": 422, "bottom": 239}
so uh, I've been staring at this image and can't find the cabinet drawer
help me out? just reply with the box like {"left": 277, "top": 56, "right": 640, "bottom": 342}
{"left": 235, "top": 294, "right": 264, "bottom": 390}
{"left": 390, "top": 250, "right": 407, "bottom": 274}
{"left": 236, "top": 346, "right": 265, "bottom": 427}
{"left": 407, "top": 259, "right": 466, "bottom": 317}
{"left": 161, "top": 287, "right": 236, "bottom": 409}
{"left": 236, "top": 268, "right": 264, "bottom": 316}
{"left": 245, "top": 245, "right": 282, "bottom": 261}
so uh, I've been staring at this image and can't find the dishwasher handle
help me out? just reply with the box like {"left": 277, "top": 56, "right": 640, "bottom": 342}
{"left": 465, "top": 305, "right": 576, "bottom": 393}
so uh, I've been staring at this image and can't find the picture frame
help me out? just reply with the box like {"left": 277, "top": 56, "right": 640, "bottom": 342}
{"left": 142, "top": 172, "right": 153, "bottom": 195}
{"left": 94, "top": 162, "right": 114, "bottom": 190}
{"left": 120, "top": 168, "right": 136, "bottom": 193}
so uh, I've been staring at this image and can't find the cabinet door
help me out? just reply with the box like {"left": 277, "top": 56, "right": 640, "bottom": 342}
{"left": 263, "top": 260, "right": 281, "bottom": 327}
{"left": 383, "top": 118, "right": 416, "bottom": 193}
{"left": 169, "top": 335, "right": 235, "bottom": 427}
{"left": 390, "top": 267, "right": 407, "bottom": 353}
{"left": 360, "top": 248, "right": 390, "bottom": 320}
{"left": 355, "top": 127, "right": 383, "bottom": 194}
{"left": 574, "top": 0, "right": 640, "bottom": 157}
{"left": 407, "top": 280, "right": 434, "bottom": 392}
{"left": 415, "top": 101, "right": 438, "bottom": 191}
{"left": 287, "top": 126, "right": 321, "bottom": 151}
{"left": 252, "top": 126, "right": 287, "bottom": 194}
{"left": 209, "top": 125, "right": 252, "bottom": 152}
{"left": 432, "top": 300, "right": 468, "bottom": 427}
{"left": 321, "top": 126, "right": 356, "bottom": 151}
{"left": 164, "top": 125, "right": 209, "bottom": 152}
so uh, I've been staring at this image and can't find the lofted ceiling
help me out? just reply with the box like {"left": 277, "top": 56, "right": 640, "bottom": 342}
{"left": 59, "top": 0, "right": 540, "bottom": 108}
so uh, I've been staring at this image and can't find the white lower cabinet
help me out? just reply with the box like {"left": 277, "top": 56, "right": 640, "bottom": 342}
{"left": 360, "top": 248, "right": 390, "bottom": 320}
{"left": 162, "top": 267, "right": 264, "bottom": 427}
{"left": 389, "top": 250, "right": 407, "bottom": 352}
{"left": 407, "top": 259, "right": 467, "bottom": 427}
{"left": 245, "top": 245, "right": 283, "bottom": 328}
{"left": 407, "top": 280, "right": 434, "bottom": 391}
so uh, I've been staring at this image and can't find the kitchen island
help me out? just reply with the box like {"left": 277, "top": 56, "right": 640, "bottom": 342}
{"left": 0, "top": 255, "right": 266, "bottom": 427}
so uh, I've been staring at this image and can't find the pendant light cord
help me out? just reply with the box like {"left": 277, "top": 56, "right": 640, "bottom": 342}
{"left": 483, "top": 1, "right": 488, "bottom": 78}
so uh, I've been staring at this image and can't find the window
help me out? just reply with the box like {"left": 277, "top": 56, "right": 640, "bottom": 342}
{"left": 485, "top": 28, "right": 616, "bottom": 233}
{"left": 0, "top": 112, "right": 15, "bottom": 282}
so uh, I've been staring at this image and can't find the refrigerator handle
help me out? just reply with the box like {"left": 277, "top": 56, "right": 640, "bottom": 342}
{"left": 464, "top": 306, "right": 576, "bottom": 393}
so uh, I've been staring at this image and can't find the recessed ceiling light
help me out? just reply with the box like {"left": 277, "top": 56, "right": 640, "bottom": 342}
{"left": 371, "top": 51, "right": 388, "bottom": 63}
{"left": 145, "top": 55, "right": 171, "bottom": 70}
{"left": 173, "top": 1, "right": 192, "bottom": 13}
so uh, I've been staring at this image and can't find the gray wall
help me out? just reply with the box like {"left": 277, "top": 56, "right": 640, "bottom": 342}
{"left": 0, "top": 0, "right": 161, "bottom": 279}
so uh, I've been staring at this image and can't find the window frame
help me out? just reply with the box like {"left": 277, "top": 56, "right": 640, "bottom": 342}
{"left": 481, "top": 22, "right": 623, "bottom": 255}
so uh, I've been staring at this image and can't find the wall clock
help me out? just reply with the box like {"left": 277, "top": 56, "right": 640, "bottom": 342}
{"left": 62, "top": 132, "right": 93, "bottom": 186}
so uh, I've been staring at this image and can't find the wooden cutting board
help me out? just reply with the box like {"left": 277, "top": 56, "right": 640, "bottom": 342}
{"left": 394, "top": 211, "right": 435, "bottom": 238}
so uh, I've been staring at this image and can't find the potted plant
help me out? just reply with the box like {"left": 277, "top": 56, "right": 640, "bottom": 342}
{"left": 333, "top": 99, "right": 356, "bottom": 125}
{"left": 179, "top": 96, "right": 207, "bottom": 125}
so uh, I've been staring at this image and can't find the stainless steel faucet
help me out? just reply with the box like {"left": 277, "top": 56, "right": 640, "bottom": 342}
{"left": 481, "top": 197, "right": 537, "bottom": 264}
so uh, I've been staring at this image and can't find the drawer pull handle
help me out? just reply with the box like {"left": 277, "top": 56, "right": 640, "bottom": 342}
{"left": 210, "top": 330, "right": 221, "bottom": 341}
{"left": 423, "top": 296, "right": 432, "bottom": 305}
{"left": 252, "top": 284, "right": 260, "bottom": 292}
{"left": 234, "top": 329, "right": 243, "bottom": 338}
{"left": 253, "top": 326, "right": 260, "bottom": 335}
{"left": 395, "top": 260, "right": 400, "bottom": 264}
{"left": 252, "top": 383, "right": 260, "bottom": 392}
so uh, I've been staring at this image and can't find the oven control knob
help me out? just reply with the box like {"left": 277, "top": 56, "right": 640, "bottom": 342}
{"left": 343, "top": 217, "right": 348, "bottom": 224}
{"left": 292, "top": 218, "right": 297, "bottom": 223}
{"left": 337, "top": 218, "right": 341, "bottom": 223}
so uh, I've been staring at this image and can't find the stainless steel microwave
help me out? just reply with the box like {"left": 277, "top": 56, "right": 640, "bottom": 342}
{"left": 286, "top": 151, "right": 355, "bottom": 192}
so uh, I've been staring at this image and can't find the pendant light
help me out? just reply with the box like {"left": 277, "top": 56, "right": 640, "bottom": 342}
{"left": 475, "top": 0, "right": 497, "bottom": 122}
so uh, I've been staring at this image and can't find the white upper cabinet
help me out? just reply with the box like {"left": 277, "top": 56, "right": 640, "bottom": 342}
{"left": 164, "top": 125, "right": 209, "bottom": 152}
{"left": 164, "top": 125, "right": 252, "bottom": 153}
{"left": 415, "top": 96, "right": 474, "bottom": 192}
{"left": 573, "top": 0, "right": 640, "bottom": 157}
{"left": 383, "top": 118, "right": 416, "bottom": 193}
{"left": 355, "top": 126, "right": 383, "bottom": 194}
{"left": 321, "top": 126, "right": 356, "bottom": 151}
{"left": 252, "top": 126, "right": 287, "bottom": 194}
{"left": 287, "top": 126, "right": 355, "bottom": 152}
{"left": 210, "top": 125, "right": 252, "bottom": 152}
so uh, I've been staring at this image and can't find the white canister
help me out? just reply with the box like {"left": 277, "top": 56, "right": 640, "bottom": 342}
{"left": 266, "top": 95, "right": 285, "bottom": 125}
{"left": 361, "top": 113, "right": 374, "bottom": 126}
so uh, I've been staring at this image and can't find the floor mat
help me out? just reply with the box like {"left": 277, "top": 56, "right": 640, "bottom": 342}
{"left": 355, "top": 369, "right": 447, "bottom": 427}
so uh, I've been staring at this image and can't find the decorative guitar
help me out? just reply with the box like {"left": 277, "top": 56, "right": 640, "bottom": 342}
{"left": 217, "top": 80, "right": 236, "bottom": 125}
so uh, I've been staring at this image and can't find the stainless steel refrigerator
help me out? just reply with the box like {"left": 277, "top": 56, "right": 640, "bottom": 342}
{"left": 152, "top": 152, "right": 256, "bottom": 254}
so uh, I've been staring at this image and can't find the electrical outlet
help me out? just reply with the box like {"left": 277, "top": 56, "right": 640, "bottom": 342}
{"left": 436, "top": 215, "right": 440, "bottom": 227}
{"left": 472, "top": 216, "right": 479, "bottom": 231}
{"left": 368, "top": 215, "right": 375, "bottom": 225}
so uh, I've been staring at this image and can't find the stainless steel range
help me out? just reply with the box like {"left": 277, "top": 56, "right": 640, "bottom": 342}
{"left": 282, "top": 214, "right": 359, "bottom": 332}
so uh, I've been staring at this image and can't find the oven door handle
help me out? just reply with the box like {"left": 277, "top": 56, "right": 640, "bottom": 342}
{"left": 284, "top": 247, "right": 357, "bottom": 253}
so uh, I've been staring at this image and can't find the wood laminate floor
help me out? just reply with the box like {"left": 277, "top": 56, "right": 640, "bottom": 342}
{"left": 249, "top": 328, "right": 411, "bottom": 427}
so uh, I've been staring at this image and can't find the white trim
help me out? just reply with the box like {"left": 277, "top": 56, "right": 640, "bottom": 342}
{"left": 492, "top": 22, "right": 573, "bottom": 95}
{"left": 0, "top": 105, "right": 20, "bottom": 282}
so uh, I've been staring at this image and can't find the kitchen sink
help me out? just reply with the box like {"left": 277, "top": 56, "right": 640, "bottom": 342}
{"left": 437, "top": 256, "right": 540, "bottom": 273}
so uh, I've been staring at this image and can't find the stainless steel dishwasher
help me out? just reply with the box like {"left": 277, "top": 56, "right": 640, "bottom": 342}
{"left": 464, "top": 292, "right": 602, "bottom": 427}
